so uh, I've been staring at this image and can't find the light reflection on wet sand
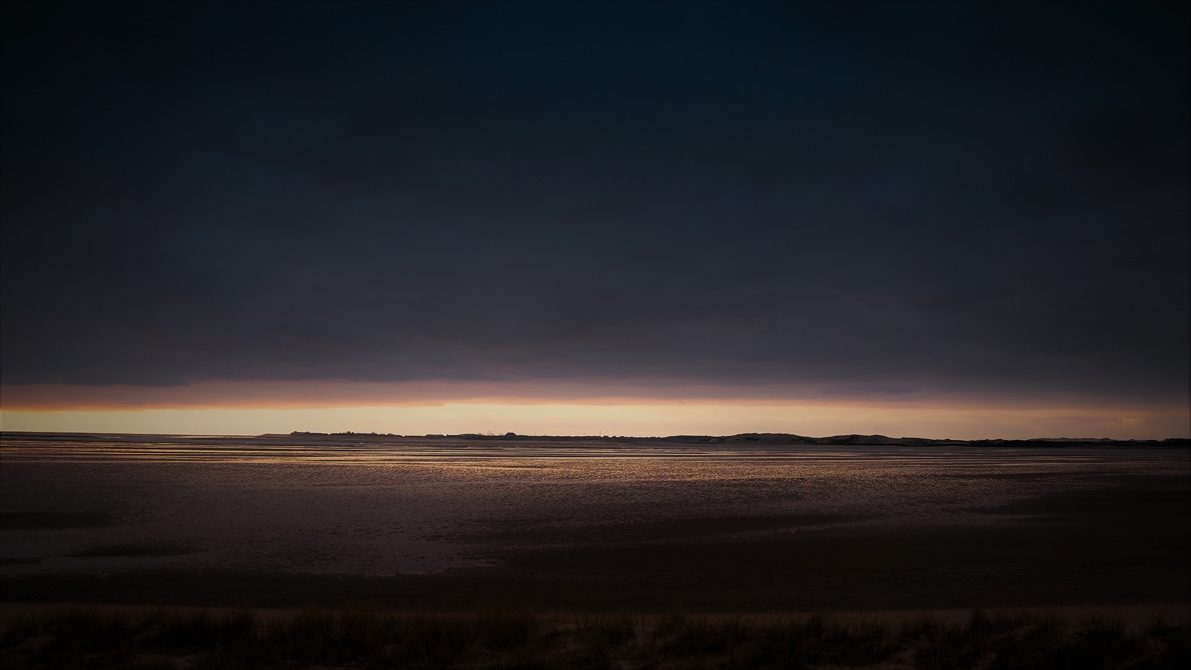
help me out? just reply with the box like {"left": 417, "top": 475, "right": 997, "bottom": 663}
{"left": 2, "top": 436, "right": 1186, "bottom": 579}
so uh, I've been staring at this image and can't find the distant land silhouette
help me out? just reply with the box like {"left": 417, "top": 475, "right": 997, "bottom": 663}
{"left": 283, "top": 431, "right": 1189, "bottom": 448}
{"left": 3, "top": 431, "right": 1184, "bottom": 449}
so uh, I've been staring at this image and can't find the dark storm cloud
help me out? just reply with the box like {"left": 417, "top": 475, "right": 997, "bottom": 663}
{"left": 2, "top": 1, "right": 1187, "bottom": 403}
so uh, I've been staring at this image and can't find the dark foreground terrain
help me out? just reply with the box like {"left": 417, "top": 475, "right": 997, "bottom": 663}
{"left": 2, "top": 606, "right": 1188, "bottom": 669}
{"left": 3, "top": 501, "right": 1188, "bottom": 613}
{"left": 2, "top": 433, "right": 1188, "bottom": 667}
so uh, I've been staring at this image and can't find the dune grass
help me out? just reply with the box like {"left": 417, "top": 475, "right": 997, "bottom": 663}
{"left": 0, "top": 607, "right": 1186, "bottom": 669}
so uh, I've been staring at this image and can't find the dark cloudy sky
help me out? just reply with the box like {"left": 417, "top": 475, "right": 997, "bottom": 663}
{"left": 2, "top": 1, "right": 1188, "bottom": 412}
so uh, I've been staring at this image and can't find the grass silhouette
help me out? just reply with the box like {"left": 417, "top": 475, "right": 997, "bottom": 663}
{"left": 1, "top": 607, "right": 1187, "bottom": 668}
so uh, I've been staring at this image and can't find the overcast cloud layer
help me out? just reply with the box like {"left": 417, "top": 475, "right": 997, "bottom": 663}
{"left": 2, "top": 1, "right": 1188, "bottom": 405}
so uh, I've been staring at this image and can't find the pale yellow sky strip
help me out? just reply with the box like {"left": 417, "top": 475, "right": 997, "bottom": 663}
{"left": 3, "top": 400, "right": 1186, "bottom": 439}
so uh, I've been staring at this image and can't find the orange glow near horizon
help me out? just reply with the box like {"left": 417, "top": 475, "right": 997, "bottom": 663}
{"left": 1, "top": 381, "right": 1187, "bottom": 440}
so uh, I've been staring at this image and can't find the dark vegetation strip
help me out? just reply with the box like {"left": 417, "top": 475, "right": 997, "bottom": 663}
{"left": 0, "top": 608, "right": 1187, "bottom": 669}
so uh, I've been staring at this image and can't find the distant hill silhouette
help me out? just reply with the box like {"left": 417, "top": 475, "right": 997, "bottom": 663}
{"left": 266, "top": 431, "right": 1191, "bottom": 449}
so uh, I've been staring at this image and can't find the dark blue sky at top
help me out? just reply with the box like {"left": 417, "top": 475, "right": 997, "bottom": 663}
{"left": 2, "top": 1, "right": 1187, "bottom": 404}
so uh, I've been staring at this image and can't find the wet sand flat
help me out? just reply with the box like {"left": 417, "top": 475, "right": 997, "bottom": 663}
{"left": 1, "top": 434, "right": 1187, "bottom": 613}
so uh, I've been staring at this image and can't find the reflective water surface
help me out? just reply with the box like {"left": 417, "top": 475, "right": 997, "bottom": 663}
{"left": 2, "top": 435, "right": 1186, "bottom": 577}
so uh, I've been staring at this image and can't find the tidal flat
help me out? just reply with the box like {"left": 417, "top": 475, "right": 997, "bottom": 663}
{"left": 1, "top": 432, "right": 1187, "bottom": 615}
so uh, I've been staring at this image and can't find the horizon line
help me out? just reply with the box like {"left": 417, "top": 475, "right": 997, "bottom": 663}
{"left": 2, "top": 429, "right": 1188, "bottom": 444}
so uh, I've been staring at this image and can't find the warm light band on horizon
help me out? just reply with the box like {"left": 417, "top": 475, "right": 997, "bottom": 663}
{"left": 2, "top": 387, "right": 1187, "bottom": 440}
